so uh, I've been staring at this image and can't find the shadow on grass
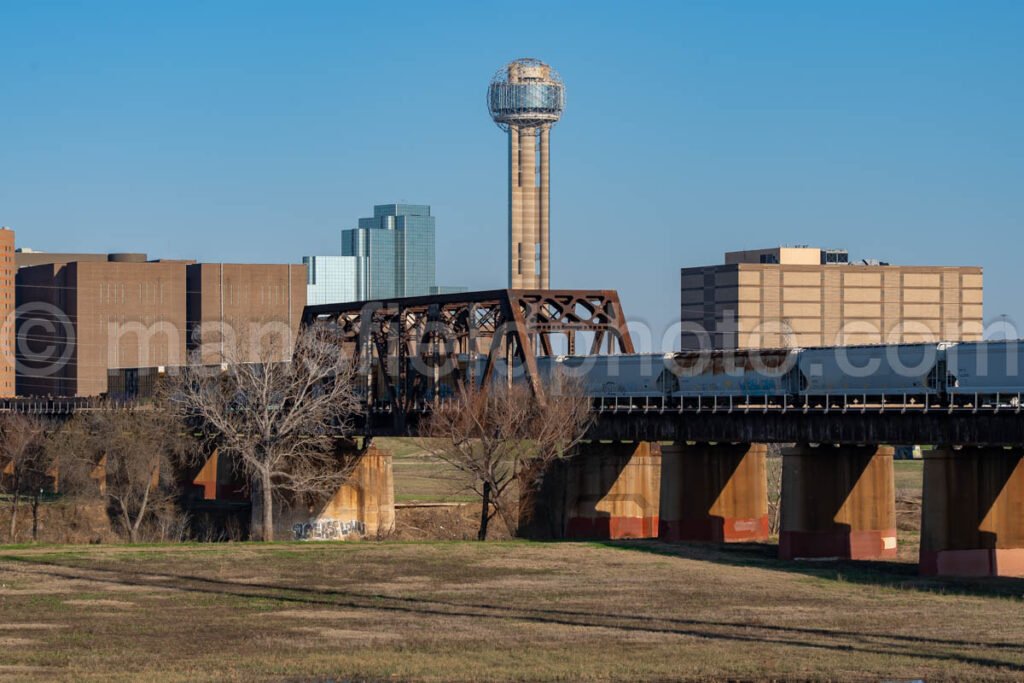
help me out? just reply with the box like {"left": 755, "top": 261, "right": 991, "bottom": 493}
{"left": 595, "top": 538, "right": 1024, "bottom": 600}
{"left": 1, "top": 550, "right": 1023, "bottom": 674}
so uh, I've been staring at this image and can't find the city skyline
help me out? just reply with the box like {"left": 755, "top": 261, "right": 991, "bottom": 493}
{"left": 1, "top": 2, "right": 1021, "bottom": 348}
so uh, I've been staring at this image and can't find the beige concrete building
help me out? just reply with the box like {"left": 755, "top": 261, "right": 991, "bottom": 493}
{"left": 186, "top": 263, "right": 306, "bottom": 365}
{"left": 16, "top": 259, "right": 307, "bottom": 397}
{"left": 681, "top": 247, "right": 983, "bottom": 349}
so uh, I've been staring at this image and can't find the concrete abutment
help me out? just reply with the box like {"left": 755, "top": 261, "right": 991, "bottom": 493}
{"left": 252, "top": 444, "right": 395, "bottom": 541}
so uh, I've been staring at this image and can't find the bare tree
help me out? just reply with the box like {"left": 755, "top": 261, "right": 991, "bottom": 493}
{"left": 766, "top": 443, "right": 786, "bottom": 536}
{"left": 1, "top": 414, "right": 50, "bottom": 542}
{"left": 421, "top": 378, "right": 592, "bottom": 540}
{"left": 53, "top": 408, "right": 190, "bottom": 543}
{"left": 168, "top": 324, "right": 363, "bottom": 541}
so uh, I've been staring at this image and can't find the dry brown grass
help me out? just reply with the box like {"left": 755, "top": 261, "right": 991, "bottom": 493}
{"left": 1, "top": 539, "right": 1023, "bottom": 682}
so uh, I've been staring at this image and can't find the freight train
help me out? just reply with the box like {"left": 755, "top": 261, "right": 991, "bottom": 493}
{"left": 437, "top": 340, "right": 1024, "bottom": 413}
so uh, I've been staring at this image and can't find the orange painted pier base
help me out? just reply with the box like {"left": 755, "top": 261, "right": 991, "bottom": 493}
{"left": 779, "top": 444, "right": 897, "bottom": 561}
{"left": 920, "top": 447, "right": 1024, "bottom": 577}
{"left": 659, "top": 442, "right": 769, "bottom": 543}
{"left": 519, "top": 442, "right": 661, "bottom": 540}
{"left": 566, "top": 515, "right": 660, "bottom": 540}
{"left": 190, "top": 449, "right": 246, "bottom": 502}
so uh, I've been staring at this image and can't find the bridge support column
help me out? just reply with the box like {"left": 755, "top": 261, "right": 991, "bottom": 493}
{"left": 920, "top": 447, "right": 1024, "bottom": 577}
{"left": 779, "top": 444, "right": 896, "bottom": 560}
{"left": 659, "top": 443, "right": 769, "bottom": 542}
{"left": 258, "top": 444, "right": 395, "bottom": 541}
{"left": 519, "top": 442, "right": 660, "bottom": 540}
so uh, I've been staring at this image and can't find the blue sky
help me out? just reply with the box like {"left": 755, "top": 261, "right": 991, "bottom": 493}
{"left": 1, "top": 1, "right": 1021, "bottom": 347}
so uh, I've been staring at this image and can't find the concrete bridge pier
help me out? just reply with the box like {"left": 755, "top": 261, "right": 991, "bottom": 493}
{"left": 253, "top": 444, "right": 395, "bottom": 541}
{"left": 920, "top": 447, "right": 1024, "bottom": 577}
{"left": 519, "top": 441, "right": 661, "bottom": 540}
{"left": 659, "top": 442, "right": 769, "bottom": 542}
{"left": 779, "top": 444, "right": 897, "bottom": 560}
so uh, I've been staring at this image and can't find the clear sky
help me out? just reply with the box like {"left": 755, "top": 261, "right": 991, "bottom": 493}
{"left": 2, "top": 1, "right": 1021, "bottom": 349}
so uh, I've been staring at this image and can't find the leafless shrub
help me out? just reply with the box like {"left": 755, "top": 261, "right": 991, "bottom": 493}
{"left": 52, "top": 408, "right": 193, "bottom": 543}
{"left": 420, "top": 378, "right": 592, "bottom": 540}
{"left": 152, "top": 505, "right": 192, "bottom": 542}
{"left": 1, "top": 414, "right": 52, "bottom": 542}
{"left": 766, "top": 443, "right": 786, "bottom": 536}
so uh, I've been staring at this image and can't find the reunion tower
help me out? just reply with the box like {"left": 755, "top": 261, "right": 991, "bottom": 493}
{"left": 488, "top": 58, "right": 565, "bottom": 288}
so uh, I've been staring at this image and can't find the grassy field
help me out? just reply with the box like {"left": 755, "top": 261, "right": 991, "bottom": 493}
{"left": 894, "top": 459, "right": 924, "bottom": 494}
{"left": 0, "top": 452, "right": 954, "bottom": 680}
{"left": 2, "top": 540, "right": 1024, "bottom": 681}
{"left": 380, "top": 437, "right": 476, "bottom": 504}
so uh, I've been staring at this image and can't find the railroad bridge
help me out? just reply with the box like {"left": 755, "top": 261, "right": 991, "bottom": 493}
{"left": 304, "top": 289, "right": 1024, "bottom": 578}
{"left": 8, "top": 290, "right": 1023, "bottom": 577}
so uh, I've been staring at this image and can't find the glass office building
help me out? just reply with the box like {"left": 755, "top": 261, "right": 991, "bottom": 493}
{"left": 429, "top": 285, "right": 468, "bottom": 295}
{"left": 304, "top": 204, "right": 447, "bottom": 305}
{"left": 303, "top": 255, "right": 362, "bottom": 305}
{"left": 344, "top": 204, "right": 436, "bottom": 299}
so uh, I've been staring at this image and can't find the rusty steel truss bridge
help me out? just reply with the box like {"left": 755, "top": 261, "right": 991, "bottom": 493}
{"left": 302, "top": 288, "right": 633, "bottom": 430}
{"left": 5, "top": 289, "right": 1024, "bottom": 446}
{"left": 302, "top": 289, "right": 1024, "bottom": 446}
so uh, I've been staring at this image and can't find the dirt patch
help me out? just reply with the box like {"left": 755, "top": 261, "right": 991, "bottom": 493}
{"left": 444, "top": 577, "right": 555, "bottom": 592}
{"left": 0, "top": 665, "right": 56, "bottom": 675}
{"left": 392, "top": 504, "right": 514, "bottom": 541}
{"left": 0, "top": 623, "right": 66, "bottom": 631}
{"left": 270, "top": 609, "right": 370, "bottom": 621}
{"left": 291, "top": 626, "right": 400, "bottom": 641}
{"left": 0, "top": 501, "right": 115, "bottom": 545}
{"left": 99, "top": 583, "right": 177, "bottom": 594}
{"left": 63, "top": 598, "right": 135, "bottom": 608}
{"left": 473, "top": 556, "right": 568, "bottom": 571}
{"left": 0, "top": 637, "right": 40, "bottom": 646}
{"left": 0, "top": 586, "right": 75, "bottom": 595}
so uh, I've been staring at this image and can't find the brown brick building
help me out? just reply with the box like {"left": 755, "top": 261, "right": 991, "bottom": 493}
{"left": 15, "top": 249, "right": 148, "bottom": 268}
{"left": 186, "top": 263, "right": 306, "bottom": 365}
{"left": 681, "top": 247, "right": 983, "bottom": 350}
{"left": 17, "top": 260, "right": 188, "bottom": 396}
{"left": 16, "top": 257, "right": 306, "bottom": 397}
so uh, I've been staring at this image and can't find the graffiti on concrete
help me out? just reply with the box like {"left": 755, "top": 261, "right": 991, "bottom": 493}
{"left": 292, "top": 518, "right": 366, "bottom": 541}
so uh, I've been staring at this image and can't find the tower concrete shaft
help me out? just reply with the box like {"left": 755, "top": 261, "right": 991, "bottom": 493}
{"left": 509, "top": 127, "right": 550, "bottom": 288}
{"left": 489, "top": 58, "right": 563, "bottom": 289}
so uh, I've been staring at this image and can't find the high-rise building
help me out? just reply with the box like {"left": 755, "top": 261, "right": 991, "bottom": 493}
{"left": 428, "top": 285, "right": 468, "bottom": 296}
{"left": 681, "top": 246, "right": 984, "bottom": 349}
{"left": 303, "top": 203, "right": 465, "bottom": 306}
{"left": 303, "top": 256, "right": 362, "bottom": 306}
{"left": 0, "top": 228, "right": 16, "bottom": 397}
{"left": 342, "top": 203, "right": 436, "bottom": 300}
{"left": 488, "top": 58, "right": 565, "bottom": 288}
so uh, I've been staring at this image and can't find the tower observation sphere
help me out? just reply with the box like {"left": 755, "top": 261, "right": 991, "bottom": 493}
{"left": 487, "top": 58, "right": 564, "bottom": 289}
